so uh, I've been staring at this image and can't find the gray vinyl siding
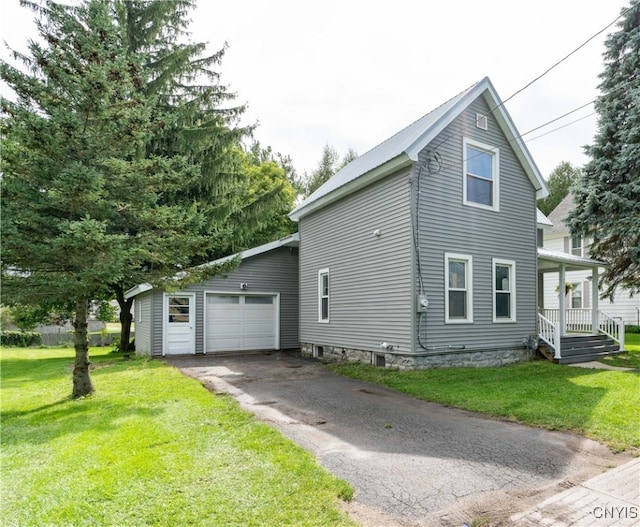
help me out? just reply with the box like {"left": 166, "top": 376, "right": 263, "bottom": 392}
{"left": 415, "top": 96, "right": 538, "bottom": 351}
{"left": 134, "top": 294, "right": 152, "bottom": 355}
{"left": 299, "top": 169, "right": 413, "bottom": 353}
{"left": 145, "top": 247, "right": 299, "bottom": 356}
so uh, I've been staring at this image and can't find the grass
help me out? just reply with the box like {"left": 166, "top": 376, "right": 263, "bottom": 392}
{"left": 329, "top": 359, "right": 640, "bottom": 453}
{"left": 598, "top": 331, "right": 640, "bottom": 369}
{"left": 1, "top": 347, "right": 355, "bottom": 527}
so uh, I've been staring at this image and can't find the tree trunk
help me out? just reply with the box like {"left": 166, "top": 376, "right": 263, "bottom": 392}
{"left": 115, "top": 286, "right": 134, "bottom": 352}
{"left": 72, "top": 296, "right": 94, "bottom": 398}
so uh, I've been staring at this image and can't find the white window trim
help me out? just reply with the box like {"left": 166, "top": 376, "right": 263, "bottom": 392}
{"left": 492, "top": 258, "right": 516, "bottom": 323}
{"left": 570, "top": 235, "right": 583, "bottom": 257}
{"left": 444, "top": 253, "right": 473, "bottom": 324}
{"left": 462, "top": 137, "right": 500, "bottom": 212}
{"left": 318, "top": 268, "right": 330, "bottom": 323}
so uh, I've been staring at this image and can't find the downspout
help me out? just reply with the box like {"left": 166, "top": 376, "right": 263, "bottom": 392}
{"left": 591, "top": 266, "right": 599, "bottom": 335}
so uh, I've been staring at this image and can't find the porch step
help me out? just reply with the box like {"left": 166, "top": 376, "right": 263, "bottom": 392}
{"left": 558, "top": 335, "right": 620, "bottom": 364}
{"left": 538, "top": 334, "right": 621, "bottom": 364}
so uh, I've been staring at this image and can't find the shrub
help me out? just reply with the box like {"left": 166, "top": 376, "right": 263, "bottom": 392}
{"left": 626, "top": 325, "right": 640, "bottom": 334}
{"left": 1, "top": 331, "right": 42, "bottom": 347}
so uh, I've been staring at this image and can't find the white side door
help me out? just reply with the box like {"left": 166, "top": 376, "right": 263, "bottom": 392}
{"left": 165, "top": 294, "right": 195, "bottom": 355}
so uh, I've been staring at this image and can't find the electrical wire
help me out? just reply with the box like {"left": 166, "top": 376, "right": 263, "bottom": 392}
{"left": 427, "top": 4, "right": 638, "bottom": 158}
{"left": 501, "top": 3, "right": 637, "bottom": 106}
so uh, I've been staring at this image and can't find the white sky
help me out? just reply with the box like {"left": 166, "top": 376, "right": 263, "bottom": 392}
{"left": 0, "top": 0, "right": 629, "bottom": 179}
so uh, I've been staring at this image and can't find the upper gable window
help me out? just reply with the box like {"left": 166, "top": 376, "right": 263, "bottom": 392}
{"left": 463, "top": 138, "right": 499, "bottom": 211}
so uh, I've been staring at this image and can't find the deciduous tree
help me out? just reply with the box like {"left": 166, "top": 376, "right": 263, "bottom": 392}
{"left": 537, "top": 161, "right": 581, "bottom": 216}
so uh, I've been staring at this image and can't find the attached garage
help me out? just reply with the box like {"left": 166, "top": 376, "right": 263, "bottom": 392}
{"left": 126, "top": 234, "right": 299, "bottom": 357}
{"left": 206, "top": 293, "right": 279, "bottom": 352}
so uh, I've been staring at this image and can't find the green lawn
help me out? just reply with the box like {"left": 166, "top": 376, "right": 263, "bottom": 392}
{"left": 1, "top": 347, "right": 355, "bottom": 527}
{"left": 329, "top": 359, "right": 640, "bottom": 453}
{"left": 598, "top": 331, "right": 640, "bottom": 369}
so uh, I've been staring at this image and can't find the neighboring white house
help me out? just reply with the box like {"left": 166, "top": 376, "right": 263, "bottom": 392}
{"left": 542, "top": 193, "right": 639, "bottom": 326}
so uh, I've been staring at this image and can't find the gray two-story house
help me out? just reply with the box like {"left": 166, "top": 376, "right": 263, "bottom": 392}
{"left": 289, "top": 76, "right": 549, "bottom": 368}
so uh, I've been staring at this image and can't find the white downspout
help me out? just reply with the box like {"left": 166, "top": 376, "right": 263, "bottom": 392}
{"left": 558, "top": 264, "right": 566, "bottom": 338}
{"left": 591, "top": 267, "right": 599, "bottom": 335}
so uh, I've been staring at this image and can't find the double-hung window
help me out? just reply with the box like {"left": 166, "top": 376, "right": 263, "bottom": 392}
{"left": 318, "top": 268, "right": 330, "bottom": 322}
{"left": 570, "top": 235, "right": 582, "bottom": 257}
{"left": 493, "top": 259, "right": 516, "bottom": 322}
{"left": 463, "top": 138, "right": 499, "bottom": 210}
{"left": 445, "top": 253, "right": 473, "bottom": 323}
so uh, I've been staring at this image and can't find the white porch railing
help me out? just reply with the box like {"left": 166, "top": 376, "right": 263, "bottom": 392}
{"left": 538, "top": 308, "right": 625, "bottom": 351}
{"left": 599, "top": 311, "right": 625, "bottom": 351}
{"left": 537, "top": 312, "right": 561, "bottom": 359}
{"left": 539, "top": 308, "right": 593, "bottom": 332}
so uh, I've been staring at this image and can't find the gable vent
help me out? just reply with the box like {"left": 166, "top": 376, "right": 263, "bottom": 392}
{"left": 476, "top": 113, "right": 488, "bottom": 130}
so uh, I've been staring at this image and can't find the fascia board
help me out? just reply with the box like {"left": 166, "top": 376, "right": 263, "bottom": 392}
{"left": 124, "top": 283, "right": 153, "bottom": 300}
{"left": 289, "top": 154, "right": 413, "bottom": 221}
{"left": 404, "top": 81, "right": 488, "bottom": 161}
{"left": 482, "top": 89, "right": 549, "bottom": 199}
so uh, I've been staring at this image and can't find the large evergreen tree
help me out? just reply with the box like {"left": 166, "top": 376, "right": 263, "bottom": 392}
{"left": 537, "top": 161, "right": 581, "bottom": 216}
{"left": 566, "top": 1, "right": 640, "bottom": 300}
{"left": 109, "top": 1, "right": 298, "bottom": 351}
{"left": 1, "top": 1, "right": 232, "bottom": 396}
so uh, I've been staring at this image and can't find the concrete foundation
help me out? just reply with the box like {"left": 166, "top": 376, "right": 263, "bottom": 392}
{"left": 301, "top": 342, "right": 536, "bottom": 369}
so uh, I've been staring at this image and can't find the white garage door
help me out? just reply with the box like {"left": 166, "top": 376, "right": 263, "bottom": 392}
{"left": 206, "top": 294, "right": 278, "bottom": 352}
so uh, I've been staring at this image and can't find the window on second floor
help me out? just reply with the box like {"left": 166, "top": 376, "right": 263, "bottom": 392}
{"left": 463, "top": 138, "right": 499, "bottom": 211}
{"left": 570, "top": 235, "right": 582, "bottom": 257}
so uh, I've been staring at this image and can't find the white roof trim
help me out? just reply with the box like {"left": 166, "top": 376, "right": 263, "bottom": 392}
{"left": 202, "top": 232, "right": 300, "bottom": 268}
{"left": 289, "top": 155, "right": 412, "bottom": 221}
{"left": 537, "top": 247, "right": 606, "bottom": 272}
{"left": 290, "top": 77, "right": 548, "bottom": 221}
{"left": 124, "top": 233, "right": 300, "bottom": 299}
{"left": 124, "top": 283, "right": 153, "bottom": 300}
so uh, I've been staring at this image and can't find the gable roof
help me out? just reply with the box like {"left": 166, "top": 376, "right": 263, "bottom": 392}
{"left": 290, "top": 76, "right": 548, "bottom": 221}
{"left": 124, "top": 233, "right": 300, "bottom": 300}
{"left": 547, "top": 193, "right": 575, "bottom": 234}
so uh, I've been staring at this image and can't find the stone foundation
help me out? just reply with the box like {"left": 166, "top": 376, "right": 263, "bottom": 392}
{"left": 301, "top": 342, "right": 536, "bottom": 369}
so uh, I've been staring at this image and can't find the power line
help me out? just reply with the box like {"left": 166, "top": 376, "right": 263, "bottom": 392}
{"left": 502, "top": 3, "right": 638, "bottom": 105}
{"left": 428, "top": 4, "right": 637, "bottom": 156}
{"left": 525, "top": 112, "right": 597, "bottom": 143}
{"left": 519, "top": 100, "right": 595, "bottom": 138}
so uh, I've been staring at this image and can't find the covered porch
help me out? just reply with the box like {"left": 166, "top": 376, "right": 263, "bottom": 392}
{"left": 537, "top": 248, "right": 625, "bottom": 363}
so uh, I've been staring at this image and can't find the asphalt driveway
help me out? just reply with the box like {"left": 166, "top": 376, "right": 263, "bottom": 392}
{"left": 167, "top": 351, "right": 629, "bottom": 527}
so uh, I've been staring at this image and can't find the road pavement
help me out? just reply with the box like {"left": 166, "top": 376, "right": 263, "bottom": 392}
{"left": 167, "top": 351, "right": 633, "bottom": 527}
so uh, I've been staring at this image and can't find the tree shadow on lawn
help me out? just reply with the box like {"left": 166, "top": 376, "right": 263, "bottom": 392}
{"left": 0, "top": 349, "right": 127, "bottom": 386}
{"left": 1, "top": 358, "right": 167, "bottom": 447}
{"left": 2, "top": 396, "right": 165, "bottom": 447}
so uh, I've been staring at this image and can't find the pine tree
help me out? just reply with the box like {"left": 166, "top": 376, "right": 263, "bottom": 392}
{"left": 109, "top": 1, "right": 298, "bottom": 351}
{"left": 1, "top": 1, "right": 231, "bottom": 396}
{"left": 566, "top": 1, "right": 640, "bottom": 300}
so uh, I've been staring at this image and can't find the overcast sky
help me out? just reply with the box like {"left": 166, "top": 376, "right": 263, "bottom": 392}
{"left": 0, "top": 0, "right": 630, "bottom": 179}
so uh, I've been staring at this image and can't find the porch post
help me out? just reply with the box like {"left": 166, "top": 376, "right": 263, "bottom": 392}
{"left": 591, "top": 267, "right": 599, "bottom": 335}
{"left": 558, "top": 264, "right": 566, "bottom": 337}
